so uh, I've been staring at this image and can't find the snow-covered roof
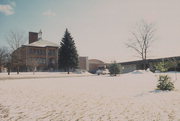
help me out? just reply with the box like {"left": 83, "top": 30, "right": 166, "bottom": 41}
{"left": 88, "top": 59, "right": 104, "bottom": 64}
{"left": 24, "top": 39, "right": 59, "bottom": 47}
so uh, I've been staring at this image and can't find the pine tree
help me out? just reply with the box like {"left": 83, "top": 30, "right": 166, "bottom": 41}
{"left": 109, "top": 62, "right": 121, "bottom": 76}
{"left": 58, "top": 29, "right": 79, "bottom": 74}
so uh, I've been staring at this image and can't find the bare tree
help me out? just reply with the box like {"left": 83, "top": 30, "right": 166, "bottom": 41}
{"left": 0, "top": 47, "right": 9, "bottom": 72}
{"left": 6, "top": 30, "right": 26, "bottom": 51}
{"left": 27, "top": 58, "right": 39, "bottom": 75}
{"left": 6, "top": 30, "right": 26, "bottom": 74}
{"left": 126, "top": 20, "right": 156, "bottom": 70}
{"left": 6, "top": 53, "right": 12, "bottom": 75}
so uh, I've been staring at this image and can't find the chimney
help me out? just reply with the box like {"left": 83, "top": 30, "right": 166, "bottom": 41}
{"left": 38, "top": 30, "right": 42, "bottom": 40}
{"left": 29, "top": 32, "right": 38, "bottom": 44}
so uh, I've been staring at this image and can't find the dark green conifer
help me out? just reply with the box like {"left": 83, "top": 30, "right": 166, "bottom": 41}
{"left": 58, "top": 29, "right": 79, "bottom": 74}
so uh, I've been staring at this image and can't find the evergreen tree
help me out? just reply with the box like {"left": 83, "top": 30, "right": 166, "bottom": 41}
{"left": 109, "top": 62, "right": 121, "bottom": 76}
{"left": 157, "top": 75, "right": 174, "bottom": 91}
{"left": 58, "top": 29, "right": 79, "bottom": 74}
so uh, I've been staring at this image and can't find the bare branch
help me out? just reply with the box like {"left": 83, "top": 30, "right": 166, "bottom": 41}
{"left": 126, "top": 20, "right": 156, "bottom": 69}
{"left": 6, "top": 30, "right": 26, "bottom": 52}
{"left": 126, "top": 43, "right": 142, "bottom": 56}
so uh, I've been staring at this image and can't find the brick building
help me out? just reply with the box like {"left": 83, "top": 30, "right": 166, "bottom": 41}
{"left": 12, "top": 31, "right": 59, "bottom": 72}
{"left": 88, "top": 59, "right": 106, "bottom": 73}
{"left": 78, "top": 56, "right": 89, "bottom": 71}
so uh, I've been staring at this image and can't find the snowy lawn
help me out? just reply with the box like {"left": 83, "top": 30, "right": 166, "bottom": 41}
{"left": 0, "top": 71, "right": 180, "bottom": 121}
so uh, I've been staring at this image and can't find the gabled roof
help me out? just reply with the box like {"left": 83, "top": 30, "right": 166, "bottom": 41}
{"left": 24, "top": 39, "right": 59, "bottom": 47}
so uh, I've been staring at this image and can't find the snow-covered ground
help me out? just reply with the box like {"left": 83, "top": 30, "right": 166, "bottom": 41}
{"left": 0, "top": 71, "right": 180, "bottom": 121}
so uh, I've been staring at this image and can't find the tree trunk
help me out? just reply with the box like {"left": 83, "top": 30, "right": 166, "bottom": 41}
{"left": 7, "top": 63, "right": 11, "bottom": 75}
{"left": 143, "top": 59, "right": 147, "bottom": 70}
{"left": 8, "top": 69, "right": 10, "bottom": 75}
{"left": 67, "top": 68, "right": 70, "bottom": 74}
{"left": 17, "top": 66, "right": 19, "bottom": 74}
{"left": 33, "top": 69, "right": 35, "bottom": 75}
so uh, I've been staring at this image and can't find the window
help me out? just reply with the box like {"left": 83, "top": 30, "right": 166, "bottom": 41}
{"left": 29, "top": 48, "right": 33, "bottom": 54}
{"left": 48, "top": 49, "right": 56, "bottom": 56}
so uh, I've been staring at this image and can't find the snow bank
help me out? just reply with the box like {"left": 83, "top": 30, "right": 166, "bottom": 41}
{"left": 130, "top": 69, "right": 153, "bottom": 74}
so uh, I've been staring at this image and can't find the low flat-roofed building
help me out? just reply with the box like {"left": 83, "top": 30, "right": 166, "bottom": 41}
{"left": 119, "top": 56, "right": 180, "bottom": 73}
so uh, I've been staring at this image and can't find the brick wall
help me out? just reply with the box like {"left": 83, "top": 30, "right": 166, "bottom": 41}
{"left": 29, "top": 32, "right": 38, "bottom": 44}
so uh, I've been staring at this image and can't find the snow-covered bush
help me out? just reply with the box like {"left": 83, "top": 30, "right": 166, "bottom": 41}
{"left": 157, "top": 75, "right": 174, "bottom": 91}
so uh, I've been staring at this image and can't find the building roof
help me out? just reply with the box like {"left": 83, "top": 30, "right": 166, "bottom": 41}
{"left": 89, "top": 59, "right": 104, "bottom": 64}
{"left": 24, "top": 39, "right": 59, "bottom": 48}
{"left": 119, "top": 56, "right": 180, "bottom": 65}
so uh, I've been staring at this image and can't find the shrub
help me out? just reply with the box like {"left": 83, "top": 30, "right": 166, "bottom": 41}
{"left": 154, "top": 62, "right": 169, "bottom": 72}
{"left": 153, "top": 61, "right": 176, "bottom": 72}
{"left": 109, "top": 62, "right": 121, "bottom": 76}
{"left": 157, "top": 75, "right": 174, "bottom": 91}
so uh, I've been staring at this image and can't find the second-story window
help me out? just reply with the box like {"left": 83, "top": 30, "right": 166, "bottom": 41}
{"left": 48, "top": 49, "right": 56, "bottom": 56}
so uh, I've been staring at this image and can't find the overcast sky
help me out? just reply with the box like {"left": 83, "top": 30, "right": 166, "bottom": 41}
{"left": 0, "top": 0, "right": 180, "bottom": 62}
